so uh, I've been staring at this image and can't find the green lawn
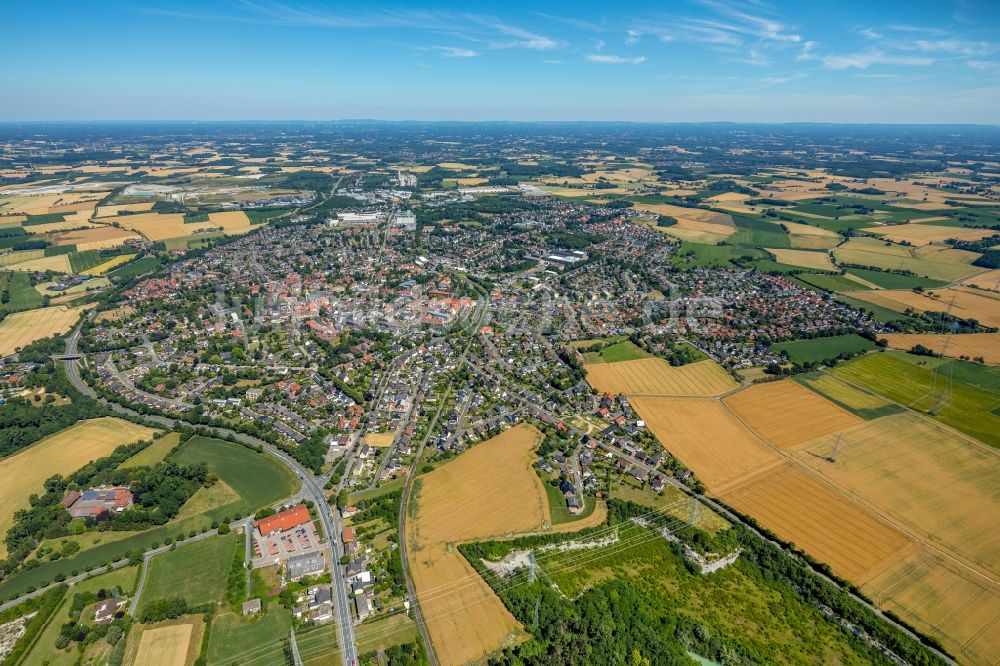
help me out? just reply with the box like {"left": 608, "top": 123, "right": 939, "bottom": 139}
{"left": 671, "top": 242, "right": 767, "bottom": 268}
{"left": 142, "top": 533, "right": 238, "bottom": 607}
{"left": 599, "top": 340, "right": 650, "bottom": 363}
{"left": 121, "top": 432, "right": 181, "bottom": 468}
{"left": 172, "top": 436, "right": 299, "bottom": 513}
{"left": 772, "top": 334, "right": 877, "bottom": 364}
{"left": 207, "top": 607, "right": 292, "bottom": 665}
{"left": 832, "top": 351, "right": 1000, "bottom": 447}
{"left": 542, "top": 480, "right": 598, "bottom": 525}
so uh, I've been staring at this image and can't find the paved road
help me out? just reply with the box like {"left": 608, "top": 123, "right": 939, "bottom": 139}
{"left": 128, "top": 556, "right": 150, "bottom": 616}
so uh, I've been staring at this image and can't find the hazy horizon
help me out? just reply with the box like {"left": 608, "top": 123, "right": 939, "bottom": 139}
{"left": 4, "top": 0, "right": 999, "bottom": 124}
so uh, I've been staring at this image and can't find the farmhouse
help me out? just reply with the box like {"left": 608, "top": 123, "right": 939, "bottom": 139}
{"left": 242, "top": 599, "right": 261, "bottom": 616}
{"left": 62, "top": 487, "right": 133, "bottom": 518}
{"left": 94, "top": 598, "right": 119, "bottom": 624}
{"left": 255, "top": 504, "right": 311, "bottom": 537}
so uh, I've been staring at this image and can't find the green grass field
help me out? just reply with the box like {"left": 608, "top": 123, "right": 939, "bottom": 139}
{"left": 542, "top": 479, "right": 599, "bottom": 525}
{"left": 729, "top": 216, "right": 791, "bottom": 248}
{"left": 796, "top": 273, "right": 871, "bottom": 292}
{"left": 121, "top": 432, "right": 181, "bottom": 468}
{"left": 842, "top": 268, "right": 948, "bottom": 290}
{"left": 293, "top": 612, "right": 420, "bottom": 664}
{"left": 23, "top": 565, "right": 138, "bottom": 666}
{"left": 107, "top": 255, "right": 162, "bottom": 279}
{"left": 2, "top": 271, "right": 44, "bottom": 311}
{"left": 142, "top": 533, "right": 238, "bottom": 607}
{"left": 207, "top": 607, "right": 292, "bottom": 665}
{"left": 836, "top": 294, "right": 919, "bottom": 324}
{"left": 68, "top": 250, "right": 108, "bottom": 274}
{"left": 585, "top": 340, "right": 650, "bottom": 364}
{"left": 832, "top": 351, "right": 1000, "bottom": 447}
{"left": 772, "top": 334, "right": 877, "bottom": 364}
{"left": 172, "top": 436, "right": 299, "bottom": 514}
{"left": 671, "top": 242, "right": 767, "bottom": 268}
{"left": 0, "top": 437, "right": 296, "bottom": 602}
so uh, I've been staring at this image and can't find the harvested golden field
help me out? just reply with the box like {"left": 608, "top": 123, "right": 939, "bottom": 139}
{"left": 754, "top": 179, "right": 831, "bottom": 201}
{"left": 88, "top": 254, "right": 138, "bottom": 275}
{"left": 796, "top": 412, "right": 1000, "bottom": 575}
{"left": 133, "top": 622, "right": 195, "bottom": 666}
{"left": 862, "top": 223, "right": 998, "bottom": 247}
{"left": 719, "top": 463, "right": 913, "bottom": 582}
{"left": 6, "top": 254, "right": 72, "bottom": 273}
{"left": 437, "top": 162, "right": 477, "bottom": 170}
{"left": 723, "top": 380, "right": 861, "bottom": 450}
{"left": 52, "top": 225, "right": 140, "bottom": 250}
{"left": 633, "top": 203, "right": 735, "bottom": 243}
{"left": 580, "top": 168, "right": 658, "bottom": 183}
{"left": 833, "top": 237, "right": 980, "bottom": 282}
{"left": 584, "top": 358, "right": 737, "bottom": 396}
{"left": 23, "top": 218, "right": 96, "bottom": 233}
{"left": 629, "top": 397, "right": 782, "bottom": 490}
{"left": 783, "top": 220, "right": 840, "bottom": 237}
{"left": 879, "top": 332, "right": 1000, "bottom": 364}
{"left": 705, "top": 191, "right": 750, "bottom": 203}
{"left": 782, "top": 221, "right": 842, "bottom": 249}
{"left": 843, "top": 287, "right": 1000, "bottom": 327}
{"left": 110, "top": 212, "right": 217, "bottom": 241}
{"left": 0, "top": 249, "right": 44, "bottom": 266}
{"left": 0, "top": 417, "right": 160, "bottom": 557}
{"left": 454, "top": 177, "right": 488, "bottom": 186}
{"left": 0, "top": 304, "right": 91, "bottom": 356}
{"left": 767, "top": 248, "right": 835, "bottom": 270}
{"left": 96, "top": 202, "right": 155, "bottom": 217}
{"left": 407, "top": 424, "right": 548, "bottom": 665}
{"left": 963, "top": 269, "right": 1000, "bottom": 292}
{"left": 207, "top": 210, "right": 252, "bottom": 234}
{"left": 863, "top": 546, "right": 1000, "bottom": 665}
{"left": 364, "top": 432, "right": 394, "bottom": 447}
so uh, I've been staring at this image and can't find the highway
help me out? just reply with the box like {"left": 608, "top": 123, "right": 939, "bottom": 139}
{"left": 62, "top": 323, "right": 359, "bottom": 666}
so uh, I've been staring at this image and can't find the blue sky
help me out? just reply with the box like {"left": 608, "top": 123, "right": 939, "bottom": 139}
{"left": 3, "top": 0, "right": 999, "bottom": 123}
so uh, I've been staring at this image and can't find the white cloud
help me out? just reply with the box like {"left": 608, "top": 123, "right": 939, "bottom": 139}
{"left": 434, "top": 46, "right": 479, "bottom": 58}
{"left": 625, "top": 29, "right": 641, "bottom": 45}
{"left": 968, "top": 60, "right": 1000, "bottom": 71}
{"left": 586, "top": 54, "right": 647, "bottom": 65}
{"left": 821, "top": 50, "right": 934, "bottom": 70}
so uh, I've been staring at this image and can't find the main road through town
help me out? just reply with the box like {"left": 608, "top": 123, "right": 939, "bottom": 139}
{"left": 62, "top": 322, "right": 359, "bottom": 666}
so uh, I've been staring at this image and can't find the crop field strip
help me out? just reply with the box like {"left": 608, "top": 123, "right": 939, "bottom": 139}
{"left": 831, "top": 352, "right": 1000, "bottom": 447}
{"left": 630, "top": 368, "right": 1000, "bottom": 661}
{"left": 584, "top": 358, "right": 737, "bottom": 396}
{"left": 879, "top": 332, "right": 1000, "bottom": 365}
{"left": 0, "top": 303, "right": 91, "bottom": 356}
